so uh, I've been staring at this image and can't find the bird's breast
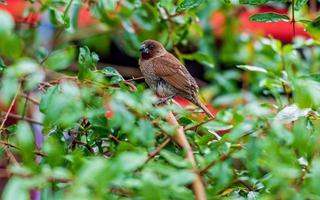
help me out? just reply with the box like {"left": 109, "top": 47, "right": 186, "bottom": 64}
{"left": 139, "top": 59, "right": 158, "bottom": 88}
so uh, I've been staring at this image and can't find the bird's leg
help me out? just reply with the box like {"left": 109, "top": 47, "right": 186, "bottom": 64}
{"left": 156, "top": 95, "right": 175, "bottom": 105}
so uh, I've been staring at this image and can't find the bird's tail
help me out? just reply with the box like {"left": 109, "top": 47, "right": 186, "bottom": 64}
{"left": 189, "top": 96, "right": 215, "bottom": 119}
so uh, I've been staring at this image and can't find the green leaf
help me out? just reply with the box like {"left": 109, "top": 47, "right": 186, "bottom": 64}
{"left": 0, "top": 10, "right": 14, "bottom": 33}
{"left": 40, "top": 86, "right": 59, "bottom": 113}
{"left": 44, "top": 47, "right": 75, "bottom": 70}
{"left": 64, "top": 0, "right": 81, "bottom": 32}
{"left": 298, "top": 74, "right": 320, "bottom": 82}
{"left": 0, "top": 0, "right": 7, "bottom": 5}
{"left": 78, "top": 46, "right": 99, "bottom": 80}
{"left": 0, "top": 34, "right": 23, "bottom": 59}
{"left": 160, "top": 150, "right": 190, "bottom": 168}
{"left": 165, "top": 170, "right": 195, "bottom": 186}
{"left": 294, "top": 78, "right": 320, "bottom": 108}
{"left": 116, "top": 152, "right": 147, "bottom": 171}
{"left": 0, "top": 75, "right": 19, "bottom": 104}
{"left": 249, "top": 13, "right": 290, "bottom": 22}
{"left": 100, "top": 67, "right": 124, "bottom": 84}
{"left": 176, "top": 0, "right": 203, "bottom": 12}
{"left": 239, "top": 0, "right": 270, "bottom": 5}
{"left": 0, "top": 57, "right": 6, "bottom": 73}
{"left": 131, "top": 119, "right": 156, "bottom": 147}
{"left": 306, "top": 16, "right": 320, "bottom": 35}
{"left": 40, "top": 83, "right": 84, "bottom": 130}
{"left": 294, "top": 0, "right": 308, "bottom": 11}
{"left": 182, "top": 52, "right": 214, "bottom": 68}
{"left": 15, "top": 122, "right": 35, "bottom": 162}
{"left": 2, "top": 177, "right": 29, "bottom": 200}
{"left": 159, "top": 0, "right": 175, "bottom": 13}
{"left": 48, "top": 7, "right": 65, "bottom": 27}
{"left": 237, "top": 65, "right": 268, "bottom": 74}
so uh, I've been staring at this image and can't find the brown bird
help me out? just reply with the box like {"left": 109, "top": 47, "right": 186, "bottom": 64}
{"left": 139, "top": 39, "right": 215, "bottom": 119}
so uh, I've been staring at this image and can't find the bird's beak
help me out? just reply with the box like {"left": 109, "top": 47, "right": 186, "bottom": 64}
{"left": 139, "top": 44, "right": 149, "bottom": 54}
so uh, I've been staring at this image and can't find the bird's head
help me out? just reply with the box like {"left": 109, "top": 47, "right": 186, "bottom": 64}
{"left": 139, "top": 40, "right": 166, "bottom": 59}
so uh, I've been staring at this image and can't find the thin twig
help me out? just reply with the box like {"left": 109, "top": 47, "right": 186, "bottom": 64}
{"left": 0, "top": 140, "right": 46, "bottom": 157}
{"left": 184, "top": 119, "right": 212, "bottom": 131}
{"left": 20, "top": 93, "right": 40, "bottom": 105}
{"left": 125, "top": 76, "right": 144, "bottom": 82}
{"left": 109, "top": 135, "right": 121, "bottom": 143}
{"left": 40, "top": 29, "right": 64, "bottom": 65}
{"left": 166, "top": 111, "right": 206, "bottom": 200}
{"left": 0, "top": 88, "right": 20, "bottom": 130}
{"left": 0, "top": 87, "right": 20, "bottom": 165}
{"left": 73, "top": 139, "right": 95, "bottom": 154}
{"left": 1, "top": 112, "right": 42, "bottom": 125}
{"left": 200, "top": 147, "right": 241, "bottom": 175}
{"left": 144, "top": 137, "right": 171, "bottom": 164}
{"left": 21, "top": 92, "right": 29, "bottom": 120}
{"left": 291, "top": 0, "right": 296, "bottom": 38}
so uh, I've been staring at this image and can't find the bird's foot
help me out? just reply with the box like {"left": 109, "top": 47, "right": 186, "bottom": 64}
{"left": 156, "top": 95, "right": 175, "bottom": 105}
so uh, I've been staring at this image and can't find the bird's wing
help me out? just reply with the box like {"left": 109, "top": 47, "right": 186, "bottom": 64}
{"left": 152, "top": 53, "right": 198, "bottom": 93}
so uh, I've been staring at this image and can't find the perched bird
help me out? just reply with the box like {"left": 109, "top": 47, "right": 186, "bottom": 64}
{"left": 139, "top": 39, "right": 215, "bottom": 119}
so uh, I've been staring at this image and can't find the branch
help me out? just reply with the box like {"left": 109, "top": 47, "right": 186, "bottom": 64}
{"left": 144, "top": 137, "right": 171, "bottom": 164}
{"left": 1, "top": 112, "right": 42, "bottom": 125}
{"left": 291, "top": 0, "right": 296, "bottom": 38}
{"left": 0, "top": 139, "right": 46, "bottom": 157}
{"left": 0, "top": 87, "right": 20, "bottom": 165}
{"left": 166, "top": 111, "right": 206, "bottom": 200}
{"left": 20, "top": 93, "right": 40, "bottom": 105}
{"left": 200, "top": 147, "right": 241, "bottom": 175}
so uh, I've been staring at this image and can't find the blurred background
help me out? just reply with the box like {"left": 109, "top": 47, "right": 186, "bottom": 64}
{"left": 1, "top": 0, "right": 320, "bottom": 199}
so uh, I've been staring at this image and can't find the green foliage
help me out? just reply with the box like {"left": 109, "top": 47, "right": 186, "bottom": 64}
{"left": 250, "top": 13, "right": 290, "bottom": 22}
{"left": 0, "top": 0, "right": 320, "bottom": 200}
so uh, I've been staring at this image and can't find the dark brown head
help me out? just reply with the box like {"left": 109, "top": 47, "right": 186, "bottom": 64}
{"left": 139, "top": 40, "right": 166, "bottom": 60}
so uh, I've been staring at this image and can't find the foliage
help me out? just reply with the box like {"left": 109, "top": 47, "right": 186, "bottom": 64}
{"left": 0, "top": 0, "right": 320, "bottom": 199}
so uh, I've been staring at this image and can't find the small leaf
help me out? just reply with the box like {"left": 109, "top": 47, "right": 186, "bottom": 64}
{"left": 78, "top": 46, "right": 99, "bottom": 80}
{"left": 239, "top": 0, "right": 270, "bottom": 5}
{"left": 116, "top": 152, "right": 147, "bottom": 171}
{"left": 15, "top": 122, "right": 35, "bottom": 151}
{"left": 237, "top": 65, "right": 268, "bottom": 73}
{"left": 294, "top": 0, "right": 308, "bottom": 11}
{"left": 48, "top": 7, "right": 65, "bottom": 27}
{"left": 182, "top": 52, "right": 214, "bottom": 68}
{"left": 306, "top": 16, "right": 320, "bottom": 35}
{"left": 44, "top": 47, "right": 75, "bottom": 70}
{"left": 160, "top": 150, "right": 190, "bottom": 168}
{"left": 274, "top": 104, "right": 310, "bottom": 124}
{"left": 176, "top": 0, "right": 203, "bottom": 12}
{"left": 2, "top": 177, "right": 29, "bottom": 200}
{"left": 100, "top": 67, "right": 124, "bottom": 84}
{"left": 165, "top": 170, "right": 195, "bottom": 186}
{"left": 298, "top": 74, "right": 320, "bottom": 82}
{"left": 250, "top": 13, "right": 290, "bottom": 23}
{"left": 0, "top": 57, "right": 6, "bottom": 73}
{"left": 0, "top": 0, "right": 7, "bottom": 5}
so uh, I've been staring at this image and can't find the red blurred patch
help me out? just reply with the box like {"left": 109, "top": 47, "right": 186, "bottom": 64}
{"left": 0, "top": 0, "right": 41, "bottom": 25}
{"left": 211, "top": 6, "right": 311, "bottom": 43}
{"left": 0, "top": 98, "right": 18, "bottom": 126}
{"left": 105, "top": 110, "right": 113, "bottom": 119}
{"left": 0, "top": 0, "right": 96, "bottom": 27}
{"left": 174, "top": 96, "right": 218, "bottom": 116}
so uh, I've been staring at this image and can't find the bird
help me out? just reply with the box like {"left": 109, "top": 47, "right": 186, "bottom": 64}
{"left": 138, "top": 39, "right": 215, "bottom": 119}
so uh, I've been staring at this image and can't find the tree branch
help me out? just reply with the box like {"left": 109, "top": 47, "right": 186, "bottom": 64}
{"left": 0, "top": 112, "right": 42, "bottom": 125}
{"left": 144, "top": 137, "right": 171, "bottom": 164}
{"left": 166, "top": 111, "right": 206, "bottom": 200}
{"left": 0, "top": 87, "right": 20, "bottom": 165}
